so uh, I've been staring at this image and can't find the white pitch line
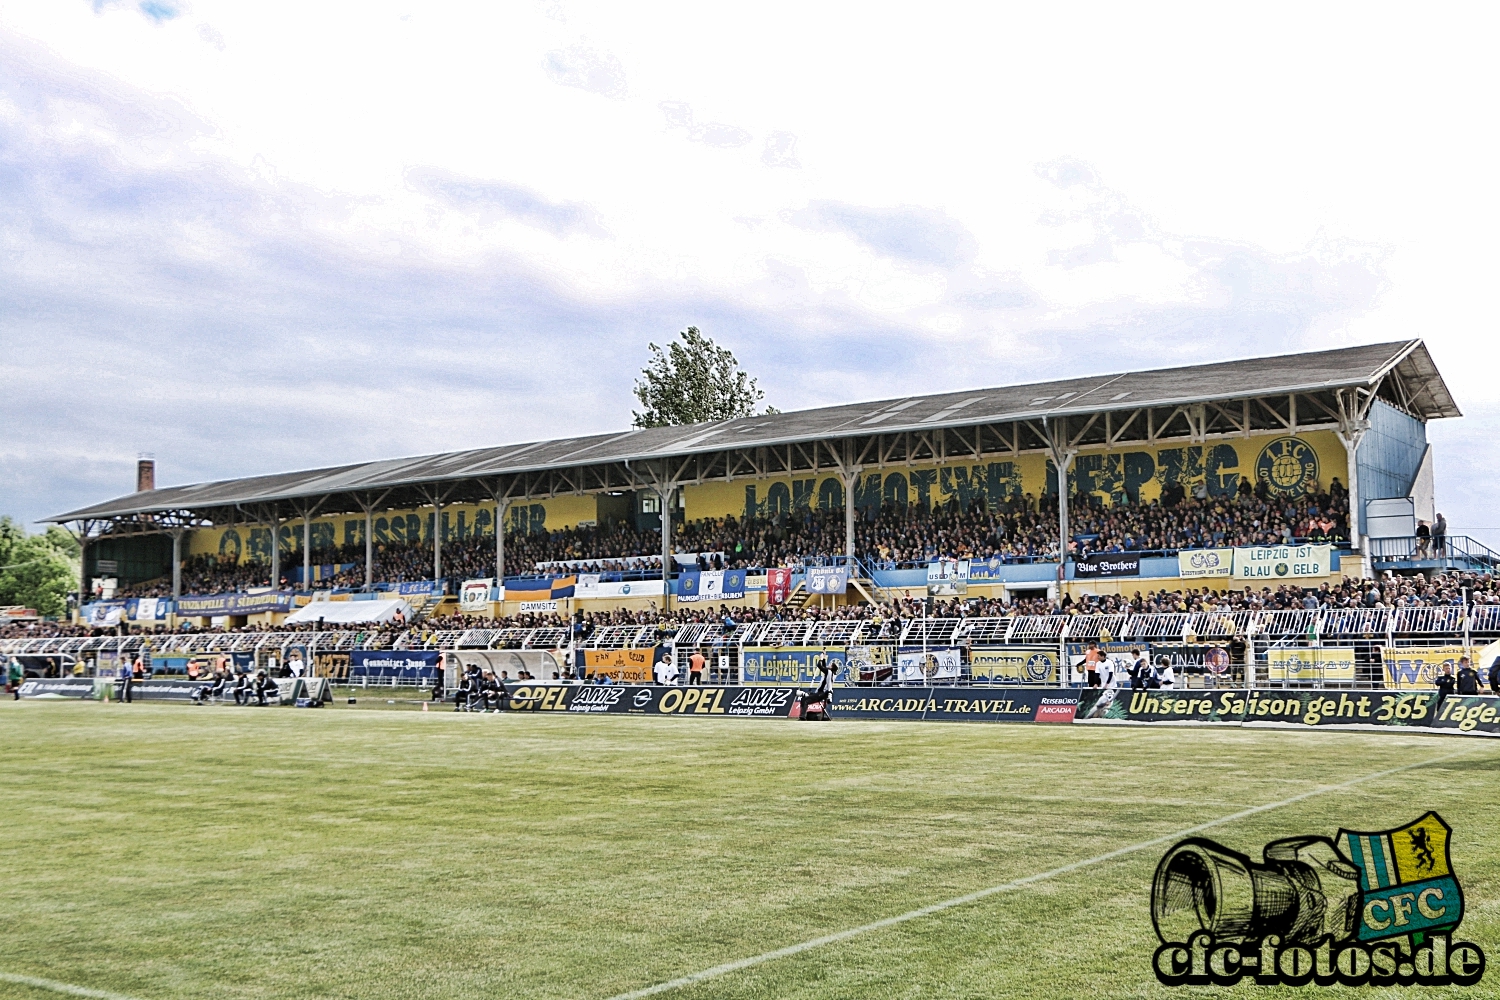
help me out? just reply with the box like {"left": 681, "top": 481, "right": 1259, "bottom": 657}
{"left": 603, "top": 747, "right": 1484, "bottom": 1000}
{"left": 0, "top": 972, "right": 145, "bottom": 1000}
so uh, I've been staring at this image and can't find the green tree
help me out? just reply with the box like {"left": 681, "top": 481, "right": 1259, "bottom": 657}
{"left": 632, "top": 326, "right": 778, "bottom": 428}
{"left": 0, "top": 517, "right": 79, "bottom": 618}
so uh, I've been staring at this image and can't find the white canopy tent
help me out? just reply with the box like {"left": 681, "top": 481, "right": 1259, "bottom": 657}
{"left": 282, "top": 598, "right": 414, "bottom": 626}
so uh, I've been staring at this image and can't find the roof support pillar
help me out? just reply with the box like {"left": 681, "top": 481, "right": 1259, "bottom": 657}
{"left": 495, "top": 498, "right": 511, "bottom": 583}
{"left": 1335, "top": 385, "right": 1379, "bottom": 556}
{"left": 433, "top": 500, "right": 442, "bottom": 585}
{"left": 170, "top": 528, "right": 185, "bottom": 601}
{"left": 303, "top": 515, "right": 312, "bottom": 593}
{"left": 269, "top": 508, "right": 281, "bottom": 591}
{"left": 1044, "top": 416, "right": 1078, "bottom": 583}
{"left": 353, "top": 490, "right": 392, "bottom": 593}
{"left": 834, "top": 441, "right": 862, "bottom": 569}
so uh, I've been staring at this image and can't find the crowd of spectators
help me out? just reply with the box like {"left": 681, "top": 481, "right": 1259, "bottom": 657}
{"left": 1070, "top": 477, "right": 1348, "bottom": 555}
{"left": 114, "top": 480, "right": 1351, "bottom": 599}
{"left": 15, "top": 570, "right": 1500, "bottom": 647}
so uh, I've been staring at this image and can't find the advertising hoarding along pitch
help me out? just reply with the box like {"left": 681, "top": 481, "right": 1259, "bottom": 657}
{"left": 1430, "top": 695, "right": 1500, "bottom": 735}
{"left": 826, "top": 687, "right": 1079, "bottom": 723}
{"left": 505, "top": 684, "right": 800, "bottom": 717}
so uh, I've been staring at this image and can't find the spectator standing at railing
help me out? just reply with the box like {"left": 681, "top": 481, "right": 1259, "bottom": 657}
{"left": 1416, "top": 521, "right": 1431, "bottom": 559}
{"left": 1434, "top": 513, "right": 1447, "bottom": 557}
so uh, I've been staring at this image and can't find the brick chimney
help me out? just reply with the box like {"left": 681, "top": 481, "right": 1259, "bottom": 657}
{"left": 137, "top": 455, "right": 156, "bottom": 492}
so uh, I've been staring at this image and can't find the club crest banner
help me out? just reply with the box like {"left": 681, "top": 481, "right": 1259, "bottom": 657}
{"left": 1179, "top": 547, "right": 1233, "bottom": 578}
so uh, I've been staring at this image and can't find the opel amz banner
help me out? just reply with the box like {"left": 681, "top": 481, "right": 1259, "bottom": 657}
{"left": 505, "top": 684, "right": 800, "bottom": 717}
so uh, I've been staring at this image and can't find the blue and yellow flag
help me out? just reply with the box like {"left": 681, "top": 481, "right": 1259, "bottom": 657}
{"left": 1337, "top": 812, "right": 1462, "bottom": 944}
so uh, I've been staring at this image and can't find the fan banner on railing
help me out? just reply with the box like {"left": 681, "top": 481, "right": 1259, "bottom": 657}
{"left": 1177, "top": 547, "right": 1233, "bottom": 578}
{"left": 739, "top": 647, "right": 849, "bottom": 685}
{"left": 1382, "top": 645, "right": 1476, "bottom": 689}
{"left": 175, "top": 592, "right": 294, "bottom": 615}
{"left": 349, "top": 650, "right": 441, "bottom": 681}
{"left": 676, "top": 569, "right": 746, "bottom": 603}
{"left": 766, "top": 568, "right": 793, "bottom": 604}
{"left": 926, "top": 559, "right": 970, "bottom": 595}
{"left": 970, "top": 646, "right": 1060, "bottom": 684}
{"left": 805, "top": 566, "right": 848, "bottom": 594}
{"left": 459, "top": 579, "right": 493, "bottom": 611}
{"left": 1073, "top": 552, "right": 1140, "bottom": 578}
{"left": 896, "top": 646, "right": 962, "bottom": 682}
{"left": 580, "top": 648, "right": 663, "bottom": 684}
{"left": 1232, "top": 543, "right": 1331, "bottom": 580}
{"left": 1266, "top": 646, "right": 1356, "bottom": 682}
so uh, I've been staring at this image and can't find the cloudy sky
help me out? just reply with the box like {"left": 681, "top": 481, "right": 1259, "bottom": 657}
{"left": 2, "top": 2, "right": 1495, "bottom": 536}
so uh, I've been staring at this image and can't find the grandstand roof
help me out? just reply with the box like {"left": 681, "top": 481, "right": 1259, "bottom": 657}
{"left": 51, "top": 339, "right": 1459, "bottom": 525}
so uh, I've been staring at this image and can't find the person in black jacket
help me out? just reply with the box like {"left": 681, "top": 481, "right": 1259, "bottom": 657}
{"left": 479, "top": 670, "right": 507, "bottom": 713}
{"left": 1435, "top": 664, "right": 1457, "bottom": 699}
{"left": 1489, "top": 656, "right": 1500, "bottom": 695}
{"left": 1456, "top": 657, "right": 1481, "bottom": 695}
{"left": 252, "top": 670, "right": 276, "bottom": 706}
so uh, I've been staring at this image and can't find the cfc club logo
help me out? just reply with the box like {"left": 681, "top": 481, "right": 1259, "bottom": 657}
{"left": 1024, "top": 653, "right": 1053, "bottom": 683}
{"left": 1152, "top": 812, "right": 1483, "bottom": 987}
{"left": 1256, "top": 436, "right": 1320, "bottom": 497}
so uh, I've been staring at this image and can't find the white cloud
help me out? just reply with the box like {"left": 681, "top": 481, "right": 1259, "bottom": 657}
{"left": 543, "top": 43, "right": 627, "bottom": 99}
{"left": 0, "top": 1, "right": 1493, "bottom": 534}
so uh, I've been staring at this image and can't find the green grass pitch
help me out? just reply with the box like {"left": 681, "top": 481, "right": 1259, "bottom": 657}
{"left": 1, "top": 700, "right": 1497, "bottom": 999}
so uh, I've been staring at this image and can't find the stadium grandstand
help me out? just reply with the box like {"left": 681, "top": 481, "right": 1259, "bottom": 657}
{"left": 3, "top": 339, "right": 1484, "bottom": 631}
{"left": 6, "top": 339, "right": 1498, "bottom": 690}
